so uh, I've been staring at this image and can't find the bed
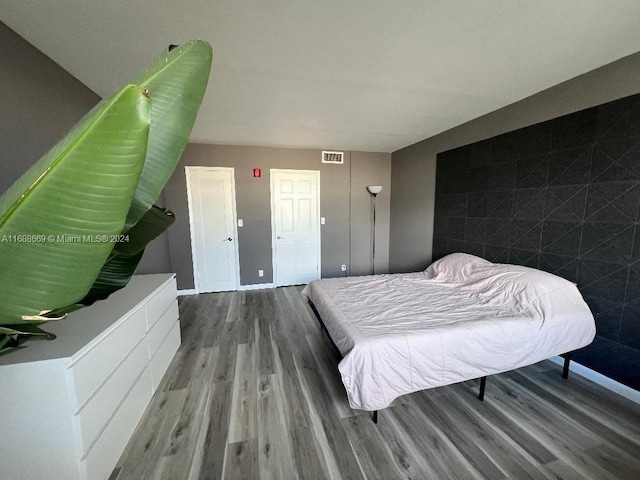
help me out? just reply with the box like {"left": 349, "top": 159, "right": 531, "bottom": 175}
{"left": 302, "top": 253, "right": 596, "bottom": 414}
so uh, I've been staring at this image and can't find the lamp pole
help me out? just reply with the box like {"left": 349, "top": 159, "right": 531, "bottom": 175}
{"left": 366, "top": 186, "right": 382, "bottom": 275}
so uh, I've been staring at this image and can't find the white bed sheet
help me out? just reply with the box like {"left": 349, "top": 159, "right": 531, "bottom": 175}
{"left": 302, "top": 254, "right": 595, "bottom": 411}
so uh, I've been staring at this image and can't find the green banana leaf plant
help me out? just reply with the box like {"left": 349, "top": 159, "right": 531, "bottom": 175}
{"left": 0, "top": 41, "right": 212, "bottom": 355}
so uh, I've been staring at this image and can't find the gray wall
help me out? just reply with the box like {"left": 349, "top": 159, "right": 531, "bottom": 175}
{"left": 389, "top": 50, "right": 640, "bottom": 273}
{"left": 164, "top": 144, "right": 391, "bottom": 289}
{"left": 0, "top": 21, "right": 100, "bottom": 193}
{"left": 0, "top": 21, "right": 172, "bottom": 274}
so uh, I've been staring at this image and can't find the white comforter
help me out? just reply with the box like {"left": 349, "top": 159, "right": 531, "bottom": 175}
{"left": 302, "top": 253, "right": 595, "bottom": 411}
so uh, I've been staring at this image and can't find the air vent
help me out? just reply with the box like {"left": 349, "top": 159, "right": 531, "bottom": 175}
{"left": 322, "top": 151, "right": 344, "bottom": 164}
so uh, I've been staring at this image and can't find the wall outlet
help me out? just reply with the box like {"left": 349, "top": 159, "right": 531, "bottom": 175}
{"left": 341, "top": 264, "right": 347, "bottom": 272}
{"left": 258, "top": 269, "right": 264, "bottom": 277}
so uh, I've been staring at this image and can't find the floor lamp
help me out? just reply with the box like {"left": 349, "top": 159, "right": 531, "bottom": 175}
{"left": 367, "top": 185, "right": 382, "bottom": 275}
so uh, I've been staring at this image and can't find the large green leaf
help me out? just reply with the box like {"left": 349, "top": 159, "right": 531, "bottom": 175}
{"left": 79, "top": 250, "right": 145, "bottom": 307}
{"left": 0, "top": 85, "right": 151, "bottom": 325}
{"left": 115, "top": 205, "right": 175, "bottom": 256}
{"left": 79, "top": 41, "right": 212, "bottom": 304}
{"left": 79, "top": 205, "right": 175, "bottom": 306}
{"left": 123, "top": 40, "right": 212, "bottom": 230}
{"left": 0, "top": 41, "right": 211, "bottom": 354}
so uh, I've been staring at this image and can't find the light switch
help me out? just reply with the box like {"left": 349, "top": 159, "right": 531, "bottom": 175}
{"left": 320, "top": 217, "right": 325, "bottom": 225}
{"left": 238, "top": 219, "right": 243, "bottom": 227}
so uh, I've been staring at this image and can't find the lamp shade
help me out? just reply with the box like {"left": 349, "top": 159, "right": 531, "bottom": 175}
{"left": 367, "top": 185, "right": 383, "bottom": 195}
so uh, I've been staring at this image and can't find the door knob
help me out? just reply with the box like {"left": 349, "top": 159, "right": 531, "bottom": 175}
{"left": 277, "top": 236, "right": 283, "bottom": 239}
{"left": 224, "top": 237, "right": 232, "bottom": 241}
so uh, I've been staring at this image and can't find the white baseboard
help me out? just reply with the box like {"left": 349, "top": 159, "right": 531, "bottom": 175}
{"left": 178, "top": 284, "right": 276, "bottom": 295}
{"left": 549, "top": 356, "right": 640, "bottom": 405}
{"left": 177, "top": 289, "right": 196, "bottom": 296}
{"left": 238, "top": 283, "right": 275, "bottom": 291}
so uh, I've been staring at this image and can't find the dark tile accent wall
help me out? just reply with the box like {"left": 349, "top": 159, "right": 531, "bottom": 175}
{"left": 434, "top": 93, "right": 640, "bottom": 391}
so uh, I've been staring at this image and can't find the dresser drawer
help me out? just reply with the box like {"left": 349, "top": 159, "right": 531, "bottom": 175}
{"left": 148, "top": 300, "right": 179, "bottom": 358}
{"left": 71, "top": 307, "right": 147, "bottom": 407}
{"left": 81, "top": 368, "right": 153, "bottom": 480}
{"left": 74, "top": 337, "right": 149, "bottom": 456}
{"left": 150, "top": 321, "right": 181, "bottom": 392}
{"left": 0, "top": 274, "right": 178, "bottom": 480}
{"left": 145, "top": 279, "right": 177, "bottom": 331}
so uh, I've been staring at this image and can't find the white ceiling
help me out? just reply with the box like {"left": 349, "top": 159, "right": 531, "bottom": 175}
{"left": 3, "top": 1, "right": 640, "bottom": 153}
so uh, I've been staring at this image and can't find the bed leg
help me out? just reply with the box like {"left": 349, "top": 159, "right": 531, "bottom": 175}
{"left": 372, "top": 410, "right": 378, "bottom": 424}
{"left": 478, "top": 376, "right": 486, "bottom": 401}
{"left": 308, "top": 300, "right": 343, "bottom": 360}
{"left": 562, "top": 352, "right": 572, "bottom": 379}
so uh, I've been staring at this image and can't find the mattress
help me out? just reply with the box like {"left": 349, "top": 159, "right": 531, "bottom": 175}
{"left": 302, "top": 253, "right": 595, "bottom": 411}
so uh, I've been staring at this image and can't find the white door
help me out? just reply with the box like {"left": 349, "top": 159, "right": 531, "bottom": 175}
{"left": 186, "top": 167, "right": 240, "bottom": 293}
{"left": 271, "top": 169, "right": 320, "bottom": 286}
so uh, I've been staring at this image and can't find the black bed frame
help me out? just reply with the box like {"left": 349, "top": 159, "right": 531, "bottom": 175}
{"left": 308, "top": 299, "right": 574, "bottom": 424}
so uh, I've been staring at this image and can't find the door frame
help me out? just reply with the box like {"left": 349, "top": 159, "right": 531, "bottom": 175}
{"left": 270, "top": 169, "right": 321, "bottom": 286}
{"left": 185, "top": 166, "right": 241, "bottom": 293}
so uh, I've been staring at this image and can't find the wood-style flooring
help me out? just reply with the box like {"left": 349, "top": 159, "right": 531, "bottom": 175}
{"left": 111, "top": 287, "right": 640, "bottom": 479}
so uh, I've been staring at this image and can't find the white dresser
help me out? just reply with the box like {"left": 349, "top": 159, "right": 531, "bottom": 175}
{"left": 0, "top": 274, "right": 181, "bottom": 480}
